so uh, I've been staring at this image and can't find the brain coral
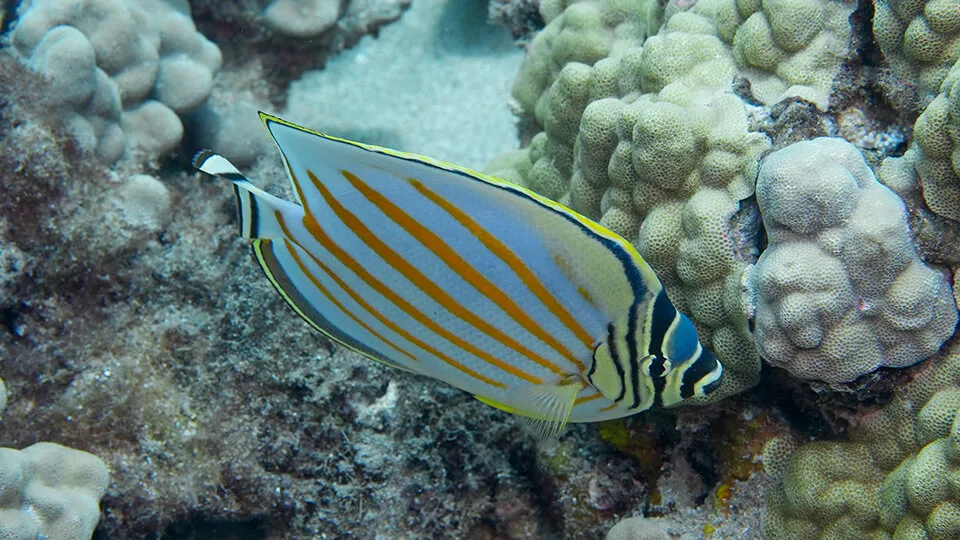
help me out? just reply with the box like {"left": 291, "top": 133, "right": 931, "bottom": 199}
{"left": 11, "top": 0, "right": 222, "bottom": 162}
{"left": 873, "top": 0, "right": 960, "bottom": 105}
{"left": 763, "top": 340, "right": 960, "bottom": 539}
{"left": 749, "top": 137, "right": 957, "bottom": 383}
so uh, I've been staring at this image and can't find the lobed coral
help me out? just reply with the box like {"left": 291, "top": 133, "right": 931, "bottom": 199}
{"left": 3, "top": 0, "right": 960, "bottom": 536}
{"left": 763, "top": 340, "right": 960, "bottom": 539}
{"left": 189, "top": 0, "right": 411, "bottom": 82}
{"left": 10, "top": 0, "right": 222, "bottom": 162}
{"left": 913, "top": 58, "right": 960, "bottom": 222}
{"left": 749, "top": 138, "right": 957, "bottom": 383}
{"left": 262, "top": 0, "right": 343, "bottom": 38}
{"left": 510, "top": 0, "right": 662, "bottom": 120}
{"left": 0, "top": 442, "right": 109, "bottom": 540}
{"left": 873, "top": 0, "right": 960, "bottom": 107}
{"left": 695, "top": 0, "right": 855, "bottom": 110}
{"left": 260, "top": 0, "right": 411, "bottom": 39}
{"left": 495, "top": 0, "right": 802, "bottom": 404}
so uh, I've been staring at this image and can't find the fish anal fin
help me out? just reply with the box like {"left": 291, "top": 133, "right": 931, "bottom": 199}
{"left": 475, "top": 375, "right": 583, "bottom": 448}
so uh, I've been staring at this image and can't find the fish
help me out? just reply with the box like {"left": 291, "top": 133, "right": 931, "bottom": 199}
{"left": 193, "top": 112, "right": 723, "bottom": 439}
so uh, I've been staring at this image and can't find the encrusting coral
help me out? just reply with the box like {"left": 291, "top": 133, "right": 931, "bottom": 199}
{"left": 723, "top": 0, "right": 855, "bottom": 109}
{"left": 748, "top": 137, "right": 957, "bottom": 383}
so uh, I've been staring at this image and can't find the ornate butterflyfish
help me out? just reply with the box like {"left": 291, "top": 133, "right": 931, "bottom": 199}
{"left": 194, "top": 112, "right": 723, "bottom": 437}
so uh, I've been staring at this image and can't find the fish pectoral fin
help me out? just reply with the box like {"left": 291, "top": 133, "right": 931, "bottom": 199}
{"left": 475, "top": 375, "right": 583, "bottom": 447}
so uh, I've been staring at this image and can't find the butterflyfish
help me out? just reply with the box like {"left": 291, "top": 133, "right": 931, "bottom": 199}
{"left": 194, "top": 112, "right": 723, "bottom": 439}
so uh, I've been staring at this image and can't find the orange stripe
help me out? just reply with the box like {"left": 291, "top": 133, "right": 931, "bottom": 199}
{"left": 599, "top": 402, "right": 618, "bottom": 412}
{"left": 574, "top": 393, "right": 603, "bottom": 406}
{"left": 408, "top": 179, "right": 596, "bottom": 356}
{"left": 279, "top": 236, "right": 417, "bottom": 363}
{"left": 284, "top": 175, "right": 528, "bottom": 386}
{"left": 276, "top": 212, "right": 506, "bottom": 388}
{"left": 303, "top": 168, "right": 549, "bottom": 384}
{"left": 343, "top": 171, "right": 581, "bottom": 374}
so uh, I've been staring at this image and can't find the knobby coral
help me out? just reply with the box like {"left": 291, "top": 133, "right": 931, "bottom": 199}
{"left": 0, "top": 442, "right": 109, "bottom": 540}
{"left": 749, "top": 138, "right": 957, "bottom": 383}
{"left": 763, "top": 340, "right": 960, "bottom": 539}
{"left": 10, "top": 0, "right": 222, "bottom": 162}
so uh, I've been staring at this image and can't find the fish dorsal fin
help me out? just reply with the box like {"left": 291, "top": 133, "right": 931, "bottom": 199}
{"left": 259, "top": 111, "right": 324, "bottom": 207}
{"left": 475, "top": 376, "right": 583, "bottom": 447}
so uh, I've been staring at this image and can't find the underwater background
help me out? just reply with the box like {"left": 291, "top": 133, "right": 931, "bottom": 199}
{"left": 2, "top": 0, "right": 960, "bottom": 538}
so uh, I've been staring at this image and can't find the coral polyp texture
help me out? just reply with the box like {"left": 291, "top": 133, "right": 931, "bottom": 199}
{"left": 498, "top": 0, "right": 851, "bottom": 403}
{"left": 10, "top": 0, "right": 222, "bottom": 162}
{"left": 763, "top": 341, "right": 960, "bottom": 539}
{"left": 873, "top": 0, "right": 960, "bottom": 106}
{"left": 749, "top": 138, "right": 957, "bottom": 383}
{"left": 0, "top": 442, "right": 109, "bottom": 540}
{"left": 913, "top": 58, "right": 960, "bottom": 222}
{"left": 723, "top": 0, "right": 855, "bottom": 109}
{"left": 510, "top": 0, "right": 662, "bottom": 118}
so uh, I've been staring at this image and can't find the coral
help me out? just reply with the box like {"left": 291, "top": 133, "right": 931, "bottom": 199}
{"left": 512, "top": 0, "right": 854, "bottom": 128}
{"left": 664, "top": 0, "right": 854, "bottom": 110}
{"left": 10, "top": 0, "right": 222, "bottom": 162}
{"left": 190, "top": 0, "right": 411, "bottom": 84}
{"left": 913, "top": 58, "right": 960, "bottom": 222}
{"left": 873, "top": 0, "right": 960, "bottom": 107}
{"left": 606, "top": 515, "right": 675, "bottom": 539}
{"left": 259, "top": 0, "right": 412, "bottom": 40}
{"left": 0, "top": 442, "right": 109, "bottom": 540}
{"left": 749, "top": 138, "right": 957, "bottom": 383}
{"left": 495, "top": 0, "right": 866, "bottom": 404}
{"left": 876, "top": 147, "right": 960, "bottom": 268}
{"left": 510, "top": 0, "right": 663, "bottom": 120}
{"left": 262, "top": 0, "right": 342, "bottom": 38}
{"left": 763, "top": 339, "right": 960, "bottom": 538}
{"left": 109, "top": 174, "right": 172, "bottom": 234}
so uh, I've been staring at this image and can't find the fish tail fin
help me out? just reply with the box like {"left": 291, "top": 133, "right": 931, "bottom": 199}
{"left": 475, "top": 375, "right": 583, "bottom": 448}
{"left": 193, "top": 149, "right": 292, "bottom": 240}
